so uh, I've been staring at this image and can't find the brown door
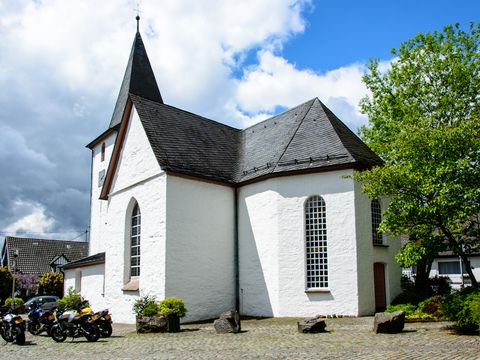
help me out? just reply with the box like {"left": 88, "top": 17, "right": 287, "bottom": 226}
{"left": 374, "top": 263, "right": 386, "bottom": 311}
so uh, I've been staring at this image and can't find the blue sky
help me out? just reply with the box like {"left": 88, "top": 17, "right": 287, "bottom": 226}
{"left": 0, "top": 0, "right": 479, "bottom": 246}
{"left": 284, "top": 1, "right": 480, "bottom": 71}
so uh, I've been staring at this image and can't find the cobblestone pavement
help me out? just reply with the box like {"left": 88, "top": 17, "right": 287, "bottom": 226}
{"left": 1, "top": 317, "right": 479, "bottom": 359}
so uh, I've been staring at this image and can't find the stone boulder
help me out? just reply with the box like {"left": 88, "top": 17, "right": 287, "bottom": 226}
{"left": 214, "top": 310, "right": 241, "bottom": 334}
{"left": 373, "top": 311, "right": 405, "bottom": 334}
{"left": 136, "top": 315, "right": 168, "bottom": 333}
{"left": 297, "top": 316, "right": 327, "bottom": 333}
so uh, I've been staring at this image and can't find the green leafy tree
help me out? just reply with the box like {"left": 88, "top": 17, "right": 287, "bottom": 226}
{"left": 0, "top": 267, "right": 13, "bottom": 303}
{"left": 356, "top": 23, "right": 480, "bottom": 288}
{"left": 38, "top": 272, "right": 64, "bottom": 297}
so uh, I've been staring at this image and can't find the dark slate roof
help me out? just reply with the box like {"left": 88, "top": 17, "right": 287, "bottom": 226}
{"left": 236, "top": 98, "right": 382, "bottom": 182}
{"left": 109, "top": 32, "right": 163, "bottom": 129}
{"left": 127, "top": 96, "right": 382, "bottom": 185}
{"left": 1, "top": 237, "right": 88, "bottom": 276}
{"left": 131, "top": 95, "right": 240, "bottom": 184}
{"left": 62, "top": 252, "right": 105, "bottom": 270}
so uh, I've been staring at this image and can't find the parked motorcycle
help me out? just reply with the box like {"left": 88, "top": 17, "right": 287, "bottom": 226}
{"left": 0, "top": 309, "right": 26, "bottom": 345}
{"left": 27, "top": 302, "right": 56, "bottom": 336}
{"left": 92, "top": 309, "right": 113, "bottom": 338}
{"left": 50, "top": 304, "right": 100, "bottom": 342}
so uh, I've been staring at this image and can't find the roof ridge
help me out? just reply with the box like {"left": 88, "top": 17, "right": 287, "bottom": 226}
{"left": 5, "top": 236, "right": 88, "bottom": 244}
{"left": 130, "top": 94, "right": 241, "bottom": 132}
{"left": 271, "top": 99, "right": 316, "bottom": 174}
{"left": 318, "top": 101, "right": 382, "bottom": 164}
{"left": 241, "top": 98, "right": 317, "bottom": 131}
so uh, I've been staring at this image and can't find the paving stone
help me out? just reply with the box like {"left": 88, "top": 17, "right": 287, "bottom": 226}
{"left": 1, "top": 317, "right": 479, "bottom": 359}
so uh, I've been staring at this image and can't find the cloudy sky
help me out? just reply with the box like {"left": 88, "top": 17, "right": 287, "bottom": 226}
{"left": 0, "top": 0, "right": 479, "bottom": 246}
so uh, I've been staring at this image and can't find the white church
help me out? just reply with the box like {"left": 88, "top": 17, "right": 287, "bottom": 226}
{"left": 63, "top": 25, "right": 401, "bottom": 324}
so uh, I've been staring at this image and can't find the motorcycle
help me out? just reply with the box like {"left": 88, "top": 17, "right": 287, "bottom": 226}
{"left": 92, "top": 309, "right": 113, "bottom": 338}
{"left": 0, "top": 309, "right": 26, "bottom": 345}
{"left": 50, "top": 304, "right": 100, "bottom": 343}
{"left": 27, "top": 302, "right": 56, "bottom": 336}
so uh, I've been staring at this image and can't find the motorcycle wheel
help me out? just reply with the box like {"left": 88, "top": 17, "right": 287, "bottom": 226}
{"left": 1, "top": 328, "right": 13, "bottom": 342}
{"left": 28, "top": 322, "right": 42, "bottom": 335}
{"left": 100, "top": 322, "right": 113, "bottom": 338}
{"left": 50, "top": 324, "right": 67, "bottom": 343}
{"left": 83, "top": 323, "right": 100, "bottom": 342}
{"left": 15, "top": 330, "right": 25, "bottom": 345}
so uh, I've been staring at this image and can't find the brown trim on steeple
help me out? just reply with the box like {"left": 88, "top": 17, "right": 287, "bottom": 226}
{"left": 100, "top": 97, "right": 134, "bottom": 200}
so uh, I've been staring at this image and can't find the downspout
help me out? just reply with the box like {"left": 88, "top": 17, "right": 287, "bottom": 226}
{"left": 234, "top": 187, "right": 240, "bottom": 313}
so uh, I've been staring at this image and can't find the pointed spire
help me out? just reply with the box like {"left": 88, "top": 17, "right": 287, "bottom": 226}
{"left": 109, "top": 22, "right": 163, "bottom": 128}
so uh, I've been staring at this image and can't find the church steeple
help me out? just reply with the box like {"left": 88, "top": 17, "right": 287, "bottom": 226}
{"left": 109, "top": 19, "right": 163, "bottom": 128}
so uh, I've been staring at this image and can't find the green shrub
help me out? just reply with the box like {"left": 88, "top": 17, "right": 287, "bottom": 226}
{"left": 418, "top": 295, "right": 444, "bottom": 318}
{"left": 386, "top": 303, "right": 417, "bottom": 316}
{"left": 142, "top": 303, "right": 159, "bottom": 317}
{"left": 429, "top": 276, "right": 451, "bottom": 296}
{"left": 133, "top": 295, "right": 157, "bottom": 317}
{"left": 5, "top": 297, "right": 24, "bottom": 308}
{"left": 442, "top": 287, "right": 480, "bottom": 329}
{"left": 58, "top": 287, "right": 88, "bottom": 310}
{"left": 0, "top": 267, "right": 13, "bottom": 303}
{"left": 38, "top": 272, "right": 64, "bottom": 297}
{"left": 158, "top": 297, "right": 187, "bottom": 318}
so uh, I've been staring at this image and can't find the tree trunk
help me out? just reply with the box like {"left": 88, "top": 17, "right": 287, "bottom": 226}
{"left": 438, "top": 223, "right": 479, "bottom": 288}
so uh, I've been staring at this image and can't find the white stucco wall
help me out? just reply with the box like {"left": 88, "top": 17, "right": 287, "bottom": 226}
{"left": 430, "top": 256, "right": 480, "bottom": 290}
{"left": 89, "top": 132, "right": 116, "bottom": 256}
{"left": 165, "top": 175, "right": 235, "bottom": 322}
{"left": 63, "top": 264, "right": 107, "bottom": 312}
{"left": 100, "top": 106, "right": 167, "bottom": 323}
{"left": 239, "top": 170, "right": 362, "bottom": 317}
{"left": 355, "top": 181, "right": 402, "bottom": 315}
{"left": 64, "top": 269, "right": 75, "bottom": 293}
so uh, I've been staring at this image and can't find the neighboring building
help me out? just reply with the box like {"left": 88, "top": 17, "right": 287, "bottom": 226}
{"left": 430, "top": 252, "right": 480, "bottom": 290}
{"left": 1, "top": 236, "right": 88, "bottom": 276}
{"left": 63, "top": 24, "right": 402, "bottom": 323}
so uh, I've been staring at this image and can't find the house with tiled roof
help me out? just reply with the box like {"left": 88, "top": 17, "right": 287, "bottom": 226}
{"left": 1, "top": 237, "right": 88, "bottom": 276}
{"left": 63, "top": 20, "right": 401, "bottom": 323}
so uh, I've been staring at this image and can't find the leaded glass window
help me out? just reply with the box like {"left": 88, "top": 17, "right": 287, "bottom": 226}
{"left": 305, "top": 195, "right": 328, "bottom": 289}
{"left": 371, "top": 199, "right": 383, "bottom": 245}
{"left": 130, "top": 204, "right": 141, "bottom": 277}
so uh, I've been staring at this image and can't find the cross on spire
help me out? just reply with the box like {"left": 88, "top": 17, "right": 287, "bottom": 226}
{"left": 134, "top": 1, "right": 142, "bottom": 32}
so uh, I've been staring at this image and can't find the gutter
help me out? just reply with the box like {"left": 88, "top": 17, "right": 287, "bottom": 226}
{"left": 234, "top": 187, "right": 239, "bottom": 313}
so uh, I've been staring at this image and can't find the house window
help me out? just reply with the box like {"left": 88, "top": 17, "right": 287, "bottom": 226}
{"left": 371, "top": 199, "right": 383, "bottom": 245}
{"left": 438, "top": 261, "right": 462, "bottom": 275}
{"left": 305, "top": 195, "right": 328, "bottom": 289}
{"left": 101, "top": 142, "right": 106, "bottom": 162}
{"left": 130, "top": 203, "right": 141, "bottom": 277}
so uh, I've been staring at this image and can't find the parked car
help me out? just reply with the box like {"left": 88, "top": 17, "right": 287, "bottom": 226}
{"left": 24, "top": 296, "right": 59, "bottom": 313}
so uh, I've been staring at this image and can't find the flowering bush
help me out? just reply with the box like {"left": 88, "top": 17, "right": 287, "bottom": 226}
{"left": 16, "top": 272, "right": 39, "bottom": 298}
{"left": 38, "top": 272, "right": 64, "bottom": 297}
{"left": 0, "top": 267, "right": 13, "bottom": 303}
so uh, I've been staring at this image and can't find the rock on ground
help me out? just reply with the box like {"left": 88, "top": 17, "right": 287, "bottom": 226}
{"left": 136, "top": 315, "right": 168, "bottom": 333}
{"left": 373, "top": 311, "right": 405, "bottom": 334}
{"left": 297, "top": 316, "right": 327, "bottom": 333}
{"left": 214, "top": 310, "right": 241, "bottom": 334}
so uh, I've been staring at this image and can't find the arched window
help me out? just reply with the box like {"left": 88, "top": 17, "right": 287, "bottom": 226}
{"left": 371, "top": 199, "right": 383, "bottom": 245}
{"left": 130, "top": 203, "right": 141, "bottom": 277}
{"left": 305, "top": 195, "right": 328, "bottom": 289}
{"left": 101, "top": 142, "right": 106, "bottom": 162}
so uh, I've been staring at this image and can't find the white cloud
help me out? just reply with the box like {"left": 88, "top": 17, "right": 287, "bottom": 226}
{"left": 0, "top": 0, "right": 377, "bottom": 237}
{"left": 234, "top": 50, "right": 369, "bottom": 128}
{"left": 3, "top": 200, "right": 55, "bottom": 234}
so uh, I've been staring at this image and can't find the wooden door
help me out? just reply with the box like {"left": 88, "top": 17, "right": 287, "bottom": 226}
{"left": 374, "top": 263, "right": 386, "bottom": 311}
